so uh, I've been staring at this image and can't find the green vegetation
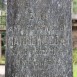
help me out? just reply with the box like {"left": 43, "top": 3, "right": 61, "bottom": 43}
{"left": 1, "top": 31, "right": 6, "bottom": 55}
{"left": 0, "top": 10, "right": 6, "bottom": 28}
{"left": 73, "top": 48, "right": 77, "bottom": 77}
{"left": 73, "top": 65, "right": 77, "bottom": 77}
{"left": 0, "top": 32, "right": 6, "bottom": 65}
{"left": 73, "top": 0, "right": 77, "bottom": 14}
{"left": 0, "top": 0, "right": 6, "bottom": 29}
{"left": 0, "top": 56, "right": 5, "bottom": 64}
{"left": 0, "top": 0, "right": 6, "bottom": 10}
{"left": 73, "top": 48, "right": 77, "bottom": 64}
{"left": 0, "top": 0, "right": 6, "bottom": 65}
{"left": 0, "top": 10, "right": 6, "bottom": 30}
{"left": 0, "top": 16, "right": 6, "bottom": 25}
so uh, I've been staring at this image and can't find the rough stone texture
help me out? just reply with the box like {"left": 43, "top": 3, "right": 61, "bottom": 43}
{"left": 6, "top": 0, "right": 73, "bottom": 77}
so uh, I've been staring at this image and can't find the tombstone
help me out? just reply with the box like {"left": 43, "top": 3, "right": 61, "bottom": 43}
{"left": 6, "top": 0, "right": 73, "bottom": 77}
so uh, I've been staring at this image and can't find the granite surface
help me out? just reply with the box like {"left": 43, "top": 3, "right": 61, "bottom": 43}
{"left": 6, "top": 0, "right": 73, "bottom": 77}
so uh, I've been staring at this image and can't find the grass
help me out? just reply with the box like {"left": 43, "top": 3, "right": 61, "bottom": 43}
{"left": 0, "top": 10, "right": 6, "bottom": 29}
{"left": 73, "top": 48, "right": 77, "bottom": 77}
{"left": 73, "top": 48, "right": 77, "bottom": 64}
{"left": 0, "top": 16, "right": 6, "bottom": 25}
{"left": 73, "top": 64, "right": 77, "bottom": 77}
{"left": 0, "top": 55, "right": 5, "bottom": 64}
{"left": 73, "top": 0, "right": 77, "bottom": 14}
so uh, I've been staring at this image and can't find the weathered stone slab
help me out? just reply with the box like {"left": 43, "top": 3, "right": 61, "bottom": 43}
{"left": 6, "top": 0, "right": 73, "bottom": 77}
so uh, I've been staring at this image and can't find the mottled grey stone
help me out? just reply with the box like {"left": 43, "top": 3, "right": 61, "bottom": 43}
{"left": 6, "top": 0, "right": 73, "bottom": 77}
